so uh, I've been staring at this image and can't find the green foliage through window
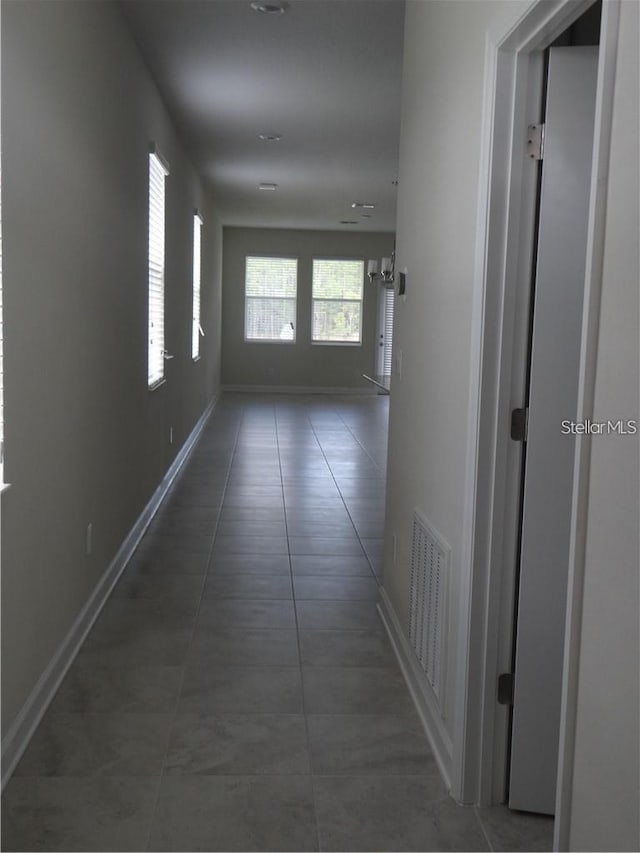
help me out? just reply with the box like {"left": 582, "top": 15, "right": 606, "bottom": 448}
{"left": 312, "top": 259, "right": 364, "bottom": 344}
{"left": 245, "top": 257, "right": 298, "bottom": 342}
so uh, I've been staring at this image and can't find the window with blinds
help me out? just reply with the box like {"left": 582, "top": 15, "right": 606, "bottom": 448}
{"left": 312, "top": 259, "right": 364, "bottom": 344}
{"left": 192, "top": 212, "right": 202, "bottom": 360}
{"left": 244, "top": 256, "right": 297, "bottom": 343}
{"left": 382, "top": 287, "right": 394, "bottom": 376}
{"left": 148, "top": 149, "right": 169, "bottom": 387}
{"left": 376, "top": 285, "right": 395, "bottom": 378}
{"left": 0, "top": 152, "right": 4, "bottom": 484}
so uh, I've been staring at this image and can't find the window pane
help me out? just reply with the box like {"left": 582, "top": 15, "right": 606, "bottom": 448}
{"left": 313, "top": 300, "right": 362, "bottom": 343}
{"left": 192, "top": 214, "right": 202, "bottom": 360}
{"left": 312, "top": 259, "right": 364, "bottom": 344}
{"left": 312, "top": 259, "right": 364, "bottom": 300}
{"left": 383, "top": 287, "right": 394, "bottom": 376}
{"left": 148, "top": 151, "right": 168, "bottom": 387}
{"left": 246, "top": 257, "right": 297, "bottom": 298}
{"left": 244, "top": 257, "right": 297, "bottom": 341}
{"left": 246, "top": 297, "right": 296, "bottom": 342}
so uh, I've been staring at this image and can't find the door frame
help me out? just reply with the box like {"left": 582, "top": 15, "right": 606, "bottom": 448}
{"left": 452, "top": 0, "right": 620, "bottom": 844}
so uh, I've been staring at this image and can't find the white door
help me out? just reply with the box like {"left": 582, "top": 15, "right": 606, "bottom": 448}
{"left": 509, "top": 46, "right": 599, "bottom": 815}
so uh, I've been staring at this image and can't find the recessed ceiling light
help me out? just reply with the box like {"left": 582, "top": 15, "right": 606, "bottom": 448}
{"left": 340, "top": 220, "right": 358, "bottom": 225}
{"left": 258, "top": 182, "right": 278, "bottom": 191}
{"left": 250, "top": 1, "right": 288, "bottom": 13}
{"left": 258, "top": 133, "right": 283, "bottom": 142}
{"left": 351, "top": 202, "right": 376, "bottom": 210}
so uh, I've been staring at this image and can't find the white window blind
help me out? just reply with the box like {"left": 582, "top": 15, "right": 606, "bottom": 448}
{"left": 245, "top": 256, "right": 297, "bottom": 342}
{"left": 382, "top": 287, "right": 394, "bottom": 376}
{"left": 0, "top": 149, "right": 4, "bottom": 484}
{"left": 148, "top": 150, "right": 169, "bottom": 387}
{"left": 192, "top": 212, "right": 202, "bottom": 360}
{"left": 312, "top": 259, "right": 364, "bottom": 344}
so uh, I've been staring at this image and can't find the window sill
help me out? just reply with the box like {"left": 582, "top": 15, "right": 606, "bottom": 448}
{"left": 244, "top": 339, "right": 297, "bottom": 345}
{"left": 148, "top": 378, "right": 167, "bottom": 392}
{"left": 192, "top": 356, "right": 201, "bottom": 363}
{"left": 0, "top": 481, "right": 12, "bottom": 495}
{"left": 311, "top": 341, "right": 362, "bottom": 347}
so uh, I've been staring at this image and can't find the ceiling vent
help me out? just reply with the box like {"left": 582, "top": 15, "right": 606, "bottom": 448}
{"left": 250, "top": 2, "right": 288, "bottom": 14}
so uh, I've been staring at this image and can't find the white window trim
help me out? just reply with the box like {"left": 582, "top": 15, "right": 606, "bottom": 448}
{"left": 148, "top": 146, "right": 169, "bottom": 389}
{"left": 311, "top": 257, "right": 365, "bottom": 346}
{"left": 192, "top": 211, "right": 203, "bottom": 361}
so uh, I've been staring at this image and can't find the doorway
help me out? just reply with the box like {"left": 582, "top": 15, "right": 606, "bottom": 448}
{"left": 453, "top": 0, "right": 620, "bottom": 846}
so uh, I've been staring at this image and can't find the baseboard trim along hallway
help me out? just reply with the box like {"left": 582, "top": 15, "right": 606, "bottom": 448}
{"left": 377, "top": 589, "right": 454, "bottom": 793}
{"left": 0, "top": 397, "right": 218, "bottom": 789}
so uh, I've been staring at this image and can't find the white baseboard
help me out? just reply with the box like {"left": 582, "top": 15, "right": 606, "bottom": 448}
{"left": 1, "top": 397, "right": 217, "bottom": 789}
{"left": 377, "top": 588, "right": 454, "bottom": 792}
{"left": 222, "top": 384, "right": 378, "bottom": 396}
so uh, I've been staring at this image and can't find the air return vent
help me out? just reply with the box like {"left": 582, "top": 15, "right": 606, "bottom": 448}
{"left": 409, "top": 511, "right": 450, "bottom": 703}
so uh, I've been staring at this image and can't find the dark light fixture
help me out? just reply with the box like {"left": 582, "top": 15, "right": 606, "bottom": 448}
{"left": 368, "top": 249, "right": 396, "bottom": 288}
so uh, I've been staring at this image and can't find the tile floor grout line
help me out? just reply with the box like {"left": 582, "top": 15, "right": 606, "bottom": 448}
{"left": 143, "top": 404, "right": 244, "bottom": 851}
{"left": 307, "top": 406, "right": 382, "bottom": 587}
{"left": 332, "top": 394, "right": 388, "bottom": 476}
{"left": 276, "top": 402, "right": 323, "bottom": 852}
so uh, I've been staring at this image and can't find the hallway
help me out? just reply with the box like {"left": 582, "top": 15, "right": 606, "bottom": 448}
{"left": 2, "top": 393, "right": 552, "bottom": 851}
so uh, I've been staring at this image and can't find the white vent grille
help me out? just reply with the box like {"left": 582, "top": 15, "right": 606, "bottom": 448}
{"left": 409, "top": 511, "right": 450, "bottom": 702}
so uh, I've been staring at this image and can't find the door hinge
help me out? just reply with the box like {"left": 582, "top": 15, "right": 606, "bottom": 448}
{"left": 511, "top": 407, "right": 529, "bottom": 442}
{"left": 526, "top": 123, "right": 545, "bottom": 161}
{"left": 498, "top": 672, "right": 515, "bottom": 705}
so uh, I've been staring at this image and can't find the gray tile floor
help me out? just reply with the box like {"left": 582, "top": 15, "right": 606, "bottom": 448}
{"left": 1, "top": 393, "right": 554, "bottom": 851}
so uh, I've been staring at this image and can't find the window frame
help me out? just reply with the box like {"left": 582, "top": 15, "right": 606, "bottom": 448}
{"left": 244, "top": 255, "right": 298, "bottom": 345}
{"left": 192, "top": 210, "right": 203, "bottom": 361}
{"left": 147, "top": 146, "right": 169, "bottom": 390}
{"left": 311, "top": 257, "right": 365, "bottom": 347}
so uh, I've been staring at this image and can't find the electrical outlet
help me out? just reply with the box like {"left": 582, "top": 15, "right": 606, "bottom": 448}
{"left": 86, "top": 523, "right": 93, "bottom": 556}
{"left": 170, "top": 426, "right": 173, "bottom": 444}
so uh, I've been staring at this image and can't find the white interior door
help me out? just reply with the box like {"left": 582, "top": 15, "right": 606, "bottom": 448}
{"left": 509, "top": 46, "right": 599, "bottom": 816}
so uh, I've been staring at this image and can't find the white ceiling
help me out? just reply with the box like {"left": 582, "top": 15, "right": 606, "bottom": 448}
{"left": 120, "top": 0, "right": 405, "bottom": 231}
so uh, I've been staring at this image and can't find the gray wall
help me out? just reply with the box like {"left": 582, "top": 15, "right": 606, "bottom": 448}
{"left": 222, "top": 227, "right": 394, "bottom": 389}
{"left": 384, "top": 0, "right": 504, "bottom": 740}
{"left": 1, "top": 0, "right": 222, "bottom": 734}
{"left": 386, "top": 0, "right": 638, "bottom": 847}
